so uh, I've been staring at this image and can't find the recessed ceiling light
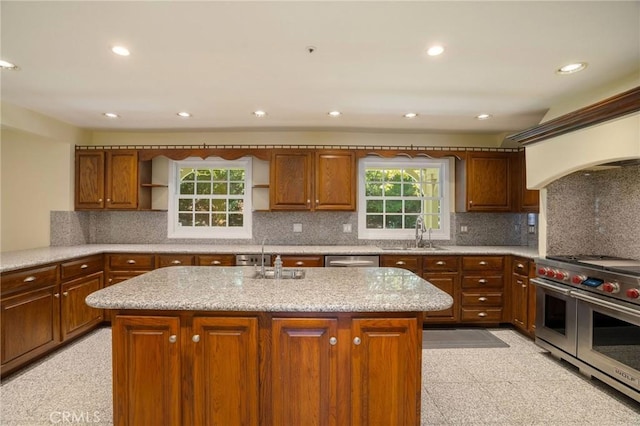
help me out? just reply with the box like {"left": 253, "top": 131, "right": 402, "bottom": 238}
{"left": 426, "top": 45, "right": 445, "bottom": 56}
{"left": 111, "top": 46, "right": 130, "bottom": 56}
{"left": 476, "top": 113, "right": 492, "bottom": 120}
{"left": 556, "top": 62, "right": 587, "bottom": 75}
{"left": 177, "top": 112, "right": 192, "bottom": 118}
{"left": 403, "top": 112, "right": 418, "bottom": 119}
{"left": 253, "top": 110, "right": 267, "bottom": 118}
{"left": 103, "top": 112, "right": 119, "bottom": 118}
{"left": 328, "top": 111, "right": 341, "bottom": 117}
{"left": 0, "top": 60, "right": 18, "bottom": 70}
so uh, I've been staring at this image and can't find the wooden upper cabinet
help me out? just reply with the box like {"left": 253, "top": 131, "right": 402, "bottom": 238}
{"left": 456, "top": 152, "right": 512, "bottom": 212}
{"left": 270, "top": 150, "right": 356, "bottom": 211}
{"left": 515, "top": 150, "right": 540, "bottom": 213}
{"left": 75, "top": 150, "right": 138, "bottom": 210}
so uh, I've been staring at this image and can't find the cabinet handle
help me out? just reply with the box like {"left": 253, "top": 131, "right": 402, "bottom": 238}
{"left": 127, "top": 259, "right": 136, "bottom": 264}
{"left": 306, "top": 199, "right": 311, "bottom": 205}
{"left": 107, "top": 198, "right": 111, "bottom": 202}
{"left": 80, "top": 264, "right": 89, "bottom": 269}
{"left": 295, "top": 261, "right": 304, "bottom": 266}
{"left": 171, "top": 260, "right": 181, "bottom": 265}
{"left": 315, "top": 199, "right": 319, "bottom": 204}
{"left": 54, "top": 293, "right": 60, "bottom": 298}
{"left": 169, "top": 335, "right": 177, "bottom": 343}
{"left": 479, "top": 261, "right": 488, "bottom": 266}
{"left": 516, "top": 280, "right": 524, "bottom": 285}
{"left": 516, "top": 263, "right": 525, "bottom": 269}
{"left": 98, "top": 198, "right": 103, "bottom": 202}
{"left": 211, "top": 260, "right": 221, "bottom": 265}
{"left": 395, "top": 261, "right": 406, "bottom": 266}
{"left": 353, "top": 337, "right": 361, "bottom": 345}
{"left": 522, "top": 284, "right": 527, "bottom": 289}
{"left": 469, "top": 200, "right": 473, "bottom": 205}
{"left": 192, "top": 335, "right": 200, "bottom": 343}
{"left": 23, "top": 276, "right": 36, "bottom": 283}
{"left": 477, "top": 312, "right": 488, "bottom": 317}
{"left": 478, "top": 279, "right": 488, "bottom": 284}
{"left": 436, "top": 261, "right": 446, "bottom": 266}
{"left": 108, "top": 278, "right": 113, "bottom": 283}
{"left": 329, "top": 337, "right": 337, "bottom": 346}
{"left": 63, "top": 291, "right": 68, "bottom": 297}
{"left": 478, "top": 297, "right": 488, "bottom": 302}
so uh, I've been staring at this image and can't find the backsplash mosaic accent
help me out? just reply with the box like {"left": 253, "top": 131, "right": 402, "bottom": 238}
{"left": 546, "top": 165, "right": 640, "bottom": 259}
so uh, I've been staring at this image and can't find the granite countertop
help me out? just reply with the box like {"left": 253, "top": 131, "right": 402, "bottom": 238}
{"left": 0, "top": 244, "right": 539, "bottom": 273}
{"left": 85, "top": 266, "right": 454, "bottom": 313}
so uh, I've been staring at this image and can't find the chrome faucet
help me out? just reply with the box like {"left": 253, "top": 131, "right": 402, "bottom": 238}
{"left": 415, "top": 216, "right": 426, "bottom": 248}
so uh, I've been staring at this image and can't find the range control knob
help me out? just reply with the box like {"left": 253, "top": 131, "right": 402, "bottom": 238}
{"left": 572, "top": 275, "right": 586, "bottom": 285}
{"left": 537, "top": 267, "right": 548, "bottom": 276}
{"left": 546, "top": 269, "right": 557, "bottom": 278}
{"left": 554, "top": 270, "right": 569, "bottom": 280}
{"left": 602, "top": 282, "right": 620, "bottom": 294}
{"left": 626, "top": 288, "right": 640, "bottom": 299}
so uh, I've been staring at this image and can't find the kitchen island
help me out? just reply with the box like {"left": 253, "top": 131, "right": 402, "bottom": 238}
{"left": 86, "top": 266, "right": 453, "bottom": 426}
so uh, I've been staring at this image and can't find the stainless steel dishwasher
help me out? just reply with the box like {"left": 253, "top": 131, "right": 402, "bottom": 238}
{"left": 324, "top": 255, "right": 379, "bottom": 267}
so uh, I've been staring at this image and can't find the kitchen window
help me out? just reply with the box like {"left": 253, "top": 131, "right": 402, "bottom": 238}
{"left": 167, "top": 158, "right": 252, "bottom": 239}
{"left": 358, "top": 157, "right": 450, "bottom": 240}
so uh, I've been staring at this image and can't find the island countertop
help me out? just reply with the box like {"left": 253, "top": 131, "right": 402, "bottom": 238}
{"left": 85, "top": 266, "right": 453, "bottom": 312}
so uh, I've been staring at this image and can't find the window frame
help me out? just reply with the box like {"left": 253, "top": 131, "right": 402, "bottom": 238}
{"left": 167, "top": 157, "right": 253, "bottom": 239}
{"left": 357, "top": 156, "right": 450, "bottom": 240}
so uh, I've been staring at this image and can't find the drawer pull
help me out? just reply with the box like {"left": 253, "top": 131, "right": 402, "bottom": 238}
{"left": 80, "top": 264, "right": 89, "bottom": 269}
{"left": 478, "top": 279, "right": 488, "bottom": 284}
{"left": 54, "top": 293, "right": 60, "bottom": 298}
{"left": 63, "top": 292, "right": 69, "bottom": 297}
{"left": 295, "top": 261, "right": 304, "bottom": 266}
{"left": 127, "top": 259, "right": 136, "bottom": 265}
{"left": 171, "top": 260, "right": 182, "bottom": 265}
{"left": 395, "top": 261, "right": 406, "bottom": 266}
{"left": 436, "top": 261, "right": 446, "bottom": 266}
{"left": 479, "top": 261, "right": 488, "bottom": 266}
{"left": 169, "top": 335, "right": 177, "bottom": 343}
{"left": 516, "top": 263, "right": 525, "bottom": 269}
{"left": 23, "top": 276, "right": 36, "bottom": 283}
{"left": 477, "top": 312, "right": 488, "bottom": 317}
{"left": 478, "top": 297, "right": 488, "bottom": 302}
{"left": 211, "top": 260, "right": 221, "bottom": 265}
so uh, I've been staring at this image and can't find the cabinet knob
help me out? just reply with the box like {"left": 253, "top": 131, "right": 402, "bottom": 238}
{"left": 329, "top": 337, "right": 337, "bottom": 346}
{"left": 108, "top": 278, "right": 113, "bottom": 283}
{"left": 63, "top": 291, "right": 68, "bottom": 297}
{"left": 169, "top": 335, "right": 177, "bottom": 343}
{"left": 516, "top": 263, "right": 525, "bottom": 269}
{"left": 353, "top": 337, "right": 361, "bottom": 345}
{"left": 477, "top": 312, "right": 488, "bottom": 318}
{"left": 307, "top": 199, "right": 311, "bottom": 204}
{"left": 315, "top": 199, "right": 319, "bottom": 204}
{"left": 127, "top": 259, "right": 136, "bottom": 264}
{"left": 479, "top": 261, "right": 488, "bottom": 266}
{"left": 436, "top": 261, "right": 446, "bottom": 266}
{"left": 522, "top": 284, "right": 527, "bottom": 288}
{"left": 395, "top": 261, "right": 406, "bottom": 266}
{"left": 98, "top": 198, "right": 103, "bottom": 202}
{"left": 478, "top": 297, "right": 488, "bottom": 302}
{"left": 295, "top": 261, "right": 304, "bottom": 266}
{"left": 107, "top": 198, "right": 111, "bottom": 202}
{"left": 54, "top": 293, "right": 60, "bottom": 298}
{"left": 171, "top": 260, "right": 181, "bottom": 265}
{"left": 211, "top": 260, "right": 221, "bottom": 265}
{"left": 478, "top": 279, "right": 488, "bottom": 284}
{"left": 80, "top": 264, "right": 89, "bottom": 269}
{"left": 192, "top": 335, "right": 200, "bottom": 343}
{"left": 23, "top": 276, "right": 36, "bottom": 283}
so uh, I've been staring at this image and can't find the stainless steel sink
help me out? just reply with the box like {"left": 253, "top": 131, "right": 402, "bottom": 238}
{"left": 252, "top": 269, "right": 306, "bottom": 279}
{"left": 379, "top": 246, "right": 447, "bottom": 252}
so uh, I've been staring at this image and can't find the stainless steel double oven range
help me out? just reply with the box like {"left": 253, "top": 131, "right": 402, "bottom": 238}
{"left": 533, "top": 255, "right": 640, "bottom": 402}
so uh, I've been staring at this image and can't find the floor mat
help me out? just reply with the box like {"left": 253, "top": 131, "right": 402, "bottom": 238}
{"left": 423, "top": 328, "right": 509, "bottom": 349}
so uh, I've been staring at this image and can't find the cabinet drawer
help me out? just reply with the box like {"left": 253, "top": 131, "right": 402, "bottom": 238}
{"left": 512, "top": 258, "right": 530, "bottom": 275}
{"left": 460, "top": 308, "right": 503, "bottom": 322}
{"left": 461, "top": 275, "right": 503, "bottom": 289}
{"left": 197, "top": 255, "right": 236, "bottom": 266}
{"left": 157, "top": 254, "right": 195, "bottom": 268}
{"left": 461, "top": 292, "right": 503, "bottom": 306}
{"left": 60, "top": 255, "right": 103, "bottom": 281}
{"left": 380, "top": 255, "right": 420, "bottom": 272}
{"left": 462, "top": 256, "right": 504, "bottom": 271}
{"left": 423, "top": 256, "right": 459, "bottom": 272}
{"left": 279, "top": 256, "right": 324, "bottom": 267}
{"left": 1, "top": 264, "right": 59, "bottom": 295}
{"left": 108, "top": 254, "right": 155, "bottom": 270}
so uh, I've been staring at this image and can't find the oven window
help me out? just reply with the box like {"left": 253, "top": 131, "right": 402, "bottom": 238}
{"left": 544, "top": 294, "right": 567, "bottom": 335}
{"left": 592, "top": 312, "right": 640, "bottom": 371}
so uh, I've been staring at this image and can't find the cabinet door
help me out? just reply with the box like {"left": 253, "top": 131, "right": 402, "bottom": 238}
{"left": 270, "top": 151, "right": 313, "bottom": 210}
{"left": 380, "top": 255, "right": 421, "bottom": 274}
{"left": 75, "top": 151, "right": 105, "bottom": 209}
{"left": 279, "top": 255, "right": 324, "bottom": 267}
{"left": 314, "top": 151, "right": 356, "bottom": 211}
{"left": 423, "top": 274, "right": 458, "bottom": 322}
{"left": 156, "top": 254, "right": 195, "bottom": 268}
{"left": 106, "top": 151, "right": 138, "bottom": 209}
{"left": 512, "top": 274, "right": 528, "bottom": 330}
{"left": 61, "top": 272, "right": 104, "bottom": 341}
{"left": 527, "top": 277, "right": 537, "bottom": 334}
{"left": 192, "top": 317, "right": 259, "bottom": 426}
{"left": 516, "top": 150, "right": 539, "bottom": 212}
{"left": 112, "top": 316, "right": 181, "bottom": 426}
{"left": 271, "top": 317, "right": 339, "bottom": 426}
{"left": 466, "top": 153, "right": 512, "bottom": 211}
{"left": 196, "top": 254, "right": 236, "bottom": 266}
{"left": 351, "top": 318, "right": 420, "bottom": 426}
{"left": 1, "top": 285, "right": 60, "bottom": 375}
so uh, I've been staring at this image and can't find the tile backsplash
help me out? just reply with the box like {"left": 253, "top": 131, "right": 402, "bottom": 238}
{"left": 51, "top": 210, "right": 536, "bottom": 247}
{"left": 546, "top": 165, "right": 640, "bottom": 259}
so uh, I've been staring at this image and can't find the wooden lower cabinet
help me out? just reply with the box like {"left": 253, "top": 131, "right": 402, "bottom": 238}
{"left": 277, "top": 255, "right": 324, "bottom": 267}
{"left": 111, "top": 312, "right": 421, "bottom": 426}
{"left": 511, "top": 257, "right": 537, "bottom": 336}
{"left": 60, "top": 271, "right": 104, "bottom": 340}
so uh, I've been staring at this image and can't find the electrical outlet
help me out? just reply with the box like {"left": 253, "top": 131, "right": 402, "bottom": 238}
{"left": 460, "top": 225, "right": 468, "bottom": 233}
{"left": 293, "top": 223, "right": 302, "bottom": 233}
{"left": 343, "top": 223, "right": 352, "bottom": 233}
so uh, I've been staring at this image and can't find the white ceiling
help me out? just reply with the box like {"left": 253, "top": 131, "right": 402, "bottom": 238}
{"left": 1, "top": 1, "right": 639, "bottom": 135}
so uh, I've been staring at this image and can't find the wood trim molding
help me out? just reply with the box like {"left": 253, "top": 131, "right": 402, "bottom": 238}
{"left": 507, "top": 86, "right": 640, "bottom": 145}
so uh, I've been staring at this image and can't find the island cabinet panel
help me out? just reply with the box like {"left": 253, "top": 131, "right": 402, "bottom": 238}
{"left": 192, "top": 317, "right": 259, "bottom": 426}
{"left": 112, "top": 316, "right": 181, "bottom": 426}
{"left": 351, "top": 318, "right": 420, "bottom": 426}
{"left": 271, "top": 318, "right": 339, "bottom": 426}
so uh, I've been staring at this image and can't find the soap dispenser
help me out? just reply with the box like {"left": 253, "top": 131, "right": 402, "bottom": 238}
{"left": 274, "top": 255, "right": 283, "bottom": 279}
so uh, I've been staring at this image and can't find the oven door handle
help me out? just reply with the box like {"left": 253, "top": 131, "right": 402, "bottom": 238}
{"left": 571, "top": 291, "right": 640, "bottom": 318}
{"left": 530, "top": 278, "right": 573, "bottom": 295}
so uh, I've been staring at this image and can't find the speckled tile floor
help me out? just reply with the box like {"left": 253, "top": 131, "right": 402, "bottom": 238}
{"left": 1, "top": 327, "right": 638, "bottom": 425}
